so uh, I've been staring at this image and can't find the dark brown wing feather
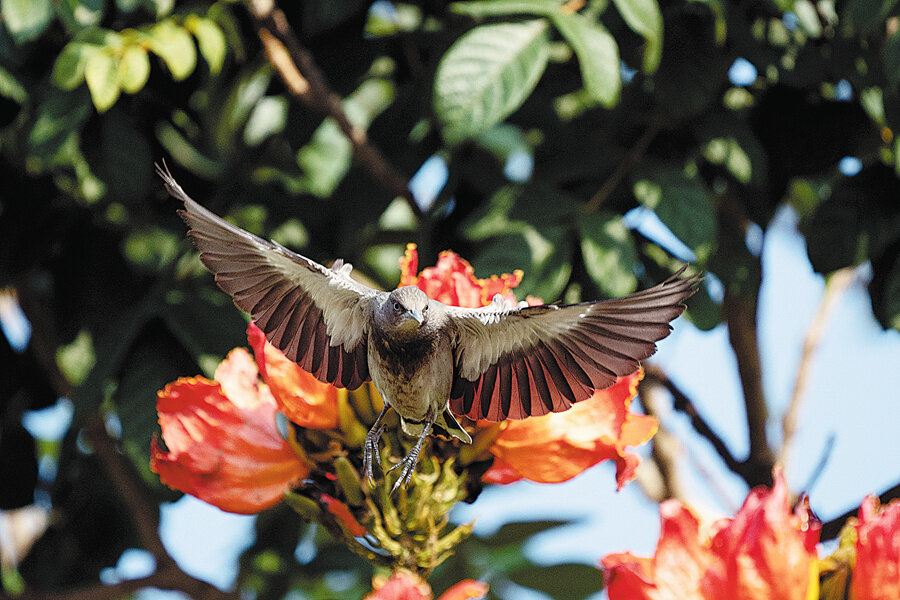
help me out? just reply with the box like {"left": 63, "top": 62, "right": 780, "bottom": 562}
{"left": 447, "top": 267, "right": 700, "bottom": 421}
{"left": 157, "top": 163, "right": 379, "bottom": 389}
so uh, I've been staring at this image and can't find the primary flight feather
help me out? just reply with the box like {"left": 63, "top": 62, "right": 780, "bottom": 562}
{"left": 157, "top": 164, "right": 700, "bottom": 492}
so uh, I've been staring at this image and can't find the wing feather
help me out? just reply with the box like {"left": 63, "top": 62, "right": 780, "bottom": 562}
{"left": 447, "top": 267, "right": 700, "bottom": 421}
{"left": 158, "top": 163, "right": 379, "bottom": 389}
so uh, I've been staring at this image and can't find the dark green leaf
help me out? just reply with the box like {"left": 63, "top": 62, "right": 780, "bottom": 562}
{"left": 887, "top": 32, "right": 900, "bottom": 90}
{"left": 434, "top": 19, "right": 550, "bottom": 144}
{"left": 450, "top": 0, "right": 563, "bottom": 18}
{"left": 610, "top": 0, "right": 663, "bottom": 72}
{"left": 52, "top": 43, "right": 97, "bottom": 90}
{"left": 841, "top": 0, "right": 898, "bottom": 37}
{"left": 549, "top": 12, "right": 620, "bottom": 107}
{"left": 633, "top": 165, "right": 717, "bottom": 258}
{"left": 578, "top": 211, "right": 638, "bottom": 297}
{"left": 510, "top": 563, "right": 605, "bottom": 599}
{"left": 2, "top": 0, "right": 52, "bottom": 44}
{"left": 0, "top": 65, "right": 26, "bottom": 104}
{"left": 479, "top": 520, "right": 572, "bottom": 547}
{"left": 56, "top": 0, "right": 105, "bottom": 31}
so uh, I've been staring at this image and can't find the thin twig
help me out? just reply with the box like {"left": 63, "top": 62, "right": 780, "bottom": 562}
{"left": 820, "top": 480, "right": 900, "bottom": 541}
{"left": 11, "top": 415, "right": 242, "bottom": 600}
{"left": 778, "top": 268, "right": 856, "bottom": 466}
{"left": 642, "top": 365, "right": 744, "bottom": 477}
{"left": 800, "top": 433, "right": 836, "bottom": 495}
{"left": 584, "top": 115, "right": 662, "bottom": 213}
{"left": 244, "top": 0, "right": 422, "bottom": 220}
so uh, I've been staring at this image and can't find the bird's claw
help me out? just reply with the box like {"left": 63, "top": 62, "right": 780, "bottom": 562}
{"left": 389, "top": 445, "right": 422, "bottom": 494}
{"left": 362, "top": 423, "right": 384, "bottom": 486}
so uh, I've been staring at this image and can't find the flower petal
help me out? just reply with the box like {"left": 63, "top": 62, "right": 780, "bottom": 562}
{"left": 365, "top": 570, "right": 433, "bottom": 600}
{"left": 486, "top": 371, "right": 655, "bottom": 488}
{"left": 151, "top": 352, "right": 309, "bottom": 514}
{"left": 437, "top": 579, "right": 489, "bottom": 600}
{"left": 852, "top": 495, "right": 900, "bottom": 600}
{"left": 321, "top": 494, "right": 368, "bottom": 537}
{"left": 247, "top": 322, "right": 339, "bottom": 429}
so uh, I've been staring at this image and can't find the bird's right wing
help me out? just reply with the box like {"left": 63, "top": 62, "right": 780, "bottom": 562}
{"left": 158, "top": 163, "right": 380, "bottom": 389}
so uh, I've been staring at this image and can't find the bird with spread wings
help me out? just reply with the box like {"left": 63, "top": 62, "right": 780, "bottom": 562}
{"left": 157, "top": 163, "right": 700, "bottom": 492}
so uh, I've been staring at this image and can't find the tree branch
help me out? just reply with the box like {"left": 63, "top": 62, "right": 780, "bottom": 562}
{"left": 778, "top": 268, "right": 856, "bottom": 466}
{"left": 642, "top": 365, "right": 745, "bottom": 478}
{"left": 820, "top": 481, "right": 900, "bottom": 541}
{"left": 244, "top": 0, "right": 422, "bottom": 219}
{"left": 584, "top": 114, "right": 662, "bottom": 213}
{"left": 8, "top": 415, "right": 242, "bottom": 600}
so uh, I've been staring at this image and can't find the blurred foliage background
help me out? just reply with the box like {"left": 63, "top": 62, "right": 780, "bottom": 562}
{"left": 1, "top": 0, "right": 899, "bottom": 598}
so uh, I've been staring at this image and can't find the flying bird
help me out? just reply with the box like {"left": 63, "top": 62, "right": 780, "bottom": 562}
{"left": 157, "top": 164, "right": 700, "bottom": 492}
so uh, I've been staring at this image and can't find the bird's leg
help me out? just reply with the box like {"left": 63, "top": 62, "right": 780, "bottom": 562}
{"left": 363, "top": 404, "right": 391, "bottom": 486}
{"left": 388, "top": 409, "right": 434, "bottom": 494}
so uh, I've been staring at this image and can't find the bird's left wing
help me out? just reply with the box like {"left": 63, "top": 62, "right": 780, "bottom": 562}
{"left": 445, "top": 267, "right": 700, "bottom": 421}
{"left": 158, "top": 164, "right": 381, "bottom": 389}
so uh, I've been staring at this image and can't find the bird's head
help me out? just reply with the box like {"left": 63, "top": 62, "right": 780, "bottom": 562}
{"left": 378, "top": 286, "right": 432, "bottom": 336}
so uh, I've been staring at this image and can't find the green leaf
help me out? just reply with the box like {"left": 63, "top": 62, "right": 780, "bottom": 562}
{"left": 2, "top": 0, "right": 53, "bottom": 44}
{"left": 510, "top": 563, "right": 605, "bottom": 600}
{"left": 117, "top": 44, "right": 150, "bottom": 93}
{"left": 633, "top": 165, "right": 717, "bottom": 258}
{"left": 610, "top": 0, "right": 663, "bottom": 72}
{"left": 434, "top": 19, "right": 550, "bottom": 144}
{"left": 0, "top": 65, "right": 27, "bottom": 104}
{"left": 244, "top": 96, "right": 288, "bottom": 146}
{"left": 450, "top": 0, "right": 564, "bottom": 18}
{"left": 579, "top": 212, "right": 638, "bottom": 297}
{"left": 549, "top": 12, "right": 621, "bottom": 107}
{"left": 53, "top": 42, "right": 97, "bottom": 90}
{"left": 293, "top": 78, "right": 394, "bottom": 197}
{"left": 480, "top": 520, "right": 571, "bottom": 547}
{"left": 886, "top": 32, "right": 900, "bottom": 91}
{"left": 56, "top": 0, "right": 105, "bottom": 31}
{"left": 186, "top": 15, "right": 227, "bottom": 75}
{"left": 147, "top": 20, "right": 197, "bottom": 81}
{"left": 84, "top": 49, "right": 119, "bottom": 112}
{"left": 28, "top": 89, "right": 92, "bottom": 158}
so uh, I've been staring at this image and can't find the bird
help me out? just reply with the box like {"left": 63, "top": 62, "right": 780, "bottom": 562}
{"left": 157, "top": 163, "right": 701, "bottom": 493}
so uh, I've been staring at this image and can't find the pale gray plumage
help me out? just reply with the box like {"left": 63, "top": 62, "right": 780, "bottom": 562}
{"left": 157, "top": 163, "right": 700, "bottom": 491}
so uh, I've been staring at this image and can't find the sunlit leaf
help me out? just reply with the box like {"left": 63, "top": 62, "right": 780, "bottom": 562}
{"left": 56, "top": 0, "right": 105, "bottom": 31}
{"left": 610, "top": 0, "right": 663, "bottom": 72}
{"left": 53, "top": 43, "right": 97, "bottom": 90}
{"left": 0, "top": 66, "right": 26, "bottom": 104}
{"left": 549, "top": 12, "right": 621, "bottom": 107}
{"left": 434, "top": 19, "right": 550, "bottom": 144}
{"left": 2, "top": 0, "right": 52, "bottom": 44}
{"left": 147, "top": 20, "right": 197, "bottom": 81}
{"left": 579, "top": 212, "right": 638, "bottom": 297}
{"left": 244, "top": 96, "right": 288, "bottom": 146}
{"left": 450, "top": 0, "right": 563, "bottom": 18}
{"left": 117, "top": 45, "right": 150, "bottom": 94}
{"left": 186, "top": 15, "right": 227, "bottom": 75}
{"left": 84, "top": 50, "right": 120, "bottom": 112}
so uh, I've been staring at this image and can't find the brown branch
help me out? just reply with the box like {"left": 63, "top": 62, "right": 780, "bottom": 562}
{"left": 584, "top": 115, "right": 662, "bottom": 213}
{"left": 638, "top": 378, "right": 688, "bottom": 503}
{"left": 245, "top": 0, "right": 422, "bottom": 219}
{"left": 820, "top": 481, "right": 900, "bottom": 541}
{"left": 643, "top": 365, "right": 745, "bottom": 478}
{"left": 12, "top": 415, "right": 242, "bottom": 600}
{"left": 778, "top": 268, "right": 856, "bottom": 465}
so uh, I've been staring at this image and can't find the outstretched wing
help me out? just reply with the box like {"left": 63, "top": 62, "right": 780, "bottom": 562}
{"left": 446, "top": 267, "right": 700, "bottom": 421}
{"left": 158, "top": 163, "right": 379, "bottom": 389}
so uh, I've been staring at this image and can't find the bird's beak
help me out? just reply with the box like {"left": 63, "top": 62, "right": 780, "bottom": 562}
{"left": 402, "top": 310, "right": 424, "bottom": 327}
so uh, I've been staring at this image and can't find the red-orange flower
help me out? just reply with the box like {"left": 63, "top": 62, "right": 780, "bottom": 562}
{"left": 602, "top": 469, "right": 820, "bottom": 600}
{"left": 852, "top": 495, "right": 900, "bottom": 600}
{"left": 247, "top": 322, "right": 339, "bottom": 429}
{"left": 400, "top": 244, "right": 657, "bottom": 490}
{"left": 482, "top": 370, "right": 657, "bottom": 489}
{"left": 321, "top": 494, "right": 368, "bottom": 537}
{"left": 364, "top": 570, "right": 488, "bottom": 600}
{"left": 400, "top": 243, "right": 522, "bottom": 307}
{"left": 151, "top": 348, "right": 309, "bottom": 514}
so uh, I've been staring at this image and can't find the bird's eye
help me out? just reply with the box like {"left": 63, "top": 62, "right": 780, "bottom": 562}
{"left": 393, "top": 301, "right": 402, "bottom": 311}
{"left": 423, "top": 305, "right": 428, "bottom": 311}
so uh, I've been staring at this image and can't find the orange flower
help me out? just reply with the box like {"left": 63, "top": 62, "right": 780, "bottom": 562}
{"left": 483, "top": 370, "right": 656, "bottom": 489}
{"left": 247, "top": 322, "right": 339, "bottom": 429}
{"left": 364, "top": 570, "right": 488, "bottom": 600}
{"left": 400, "top": 243, "right": 522, "bottom": 308}
{"left": 602, "top": 469, "right": 820, "bottom": 600}
{"left": 151, "top": 348, "right": 309, "bottom": 514}
{"left": 852, "top": 495, "right": 900, "bottom": 600}
{"left": 321, "top": 494, "right": 368, "bottom": 537}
